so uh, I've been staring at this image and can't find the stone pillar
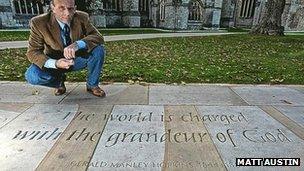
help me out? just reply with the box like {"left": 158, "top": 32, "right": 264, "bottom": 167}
{"left": 203, "top": 0, "right": 214, "bottom": 27}
{"left": 228, "top": 3, "right": 236, "bottom": 27}
{"left": 212, "top": 0, "right": 223, "bottom": 29}
{"left": 162, "top": 0, "right": 186, "bottom": 30}
{"left": 281, "top": 0, "right": 291, "bottom": 28}
{"left": 150, "top": 2, "right": 158, "bottom": 27}
{"left": 284, "top": 0, "right": 304, "bottom": 31}
{"left": 176, "top": 2, "right": 188, "bottom": 29}
{"left": 89, "top": 0, "right": 106, "bottom": 28}
{"left": 172, "top": 0, "right": 189, "bottom": 30}
{"left": 122, "top": 0, "right": 140, "bottom": 27}
{"left": 220, "top": 0, "right": 236, "bottom": 27}
{"left": 163, "top": 1, "right": 175, "bottom": 29}
{"left": 252, "top": 0, "right": 266, "bottom": 26}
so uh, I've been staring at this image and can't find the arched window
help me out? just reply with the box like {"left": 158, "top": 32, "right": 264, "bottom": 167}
{"left": 188, "top": 0, "right": 202, "bottom": 21}
{"left": 103, "top": 0, "right": 123, "bottom": 11}
{"left": 160, "top": 0, "right": 165, "bottom": 20}
{"left": 114, "top": 0, "right": 123, "bottom": 11}
{"left": 139, "top": 0, "right": 149, "bottom": 12}
{"left": 240, "top": 0, "right": 256, "bottom": 18}
{"left": 13, "top": 0, "right": 44, "bottom": 15}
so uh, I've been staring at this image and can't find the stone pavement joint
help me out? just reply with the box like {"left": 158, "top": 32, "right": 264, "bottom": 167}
{"left": 259, "top": 106, "right": 304, "bottom": 140}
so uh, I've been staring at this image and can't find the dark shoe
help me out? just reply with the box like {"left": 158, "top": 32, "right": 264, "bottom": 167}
{"left": 86, "top": 86, "right": 106, "bottom": 97}
{"left": 54, "top": 81, "right": 66, "bottom": 96}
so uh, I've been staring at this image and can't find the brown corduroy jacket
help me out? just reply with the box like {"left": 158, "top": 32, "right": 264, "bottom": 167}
{"left": 26, "top": 10, "right": 104, "bottom": 69}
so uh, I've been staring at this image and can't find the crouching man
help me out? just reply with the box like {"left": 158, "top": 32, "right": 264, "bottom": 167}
{"left": 25, "top": 0, "right": 106, "bottom": 97}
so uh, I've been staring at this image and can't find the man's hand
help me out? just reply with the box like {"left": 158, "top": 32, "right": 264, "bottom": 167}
{"left": 55, "top": 58, "right": 74, "bottom": 69}
{"left": 63, "top": 43, "right": 79, "bottom": 59}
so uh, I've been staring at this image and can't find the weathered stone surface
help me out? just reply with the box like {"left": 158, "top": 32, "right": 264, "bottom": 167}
{"left": 0, "top": 83, "right": 78, "bottom": 104}
{"left": 260, "top": 106, "right": 304, "bottom": 140}
{"left": 149, "top": 85, "right": 246, "bottom": 105}
{"left": 0, "top": 82, "right": 303, "bottom": 170}
{"left": 37, "top": 105, "right": 113, "bottom": 171}
{"left": 0, "top": 103, "right": 32, "bottom": 128}
{"left": 0, "top": 104, "right": 78, "bottom": 171}
{"left": 0, "top": 110, "right": 20, "bottom": 128}
{"left": 0, "top": 82, "right": 77, "bottom": 95}
{"left": 0, "top": 103, "right": 32, "bottom": 113}
{"left": 274, "top": 106, "right": 304, "bottom": 128}
{"left": 163, "top": 106, "right": 226, "bottom": 171}
{"left": 90, "top": 15, "right": 106, "bottom": 27}
{"left": 0, "top": 103, "right": 33, "bottom": 129}
{"left": 61, "top": 84, "right": 148, "bottom": 105}
{"left": 231, "top": 86, "right": 304, "bottom": 105}
{"left": 88, "top": 105, "right": 165, "bottom": 171}
{"left": 294, "top": 87, "right": 304, "bottom": 94}
{"left": 284, "top": 2, "right": 304, "bottom": 31}
{"left": 196, "top": 106, "right": 304, "bottom": 170}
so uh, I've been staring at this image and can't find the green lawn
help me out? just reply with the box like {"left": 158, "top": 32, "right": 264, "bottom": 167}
{"left": 1, "top": 34, "right": 303, "bottom": 84}
{"left": 0, "top": 28, "right": 168, "bottom": 41}
{"left": 0, "top": 31, "right": 30, "bottom": 41}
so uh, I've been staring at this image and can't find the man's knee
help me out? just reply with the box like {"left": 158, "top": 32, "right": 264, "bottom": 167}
{"left": 25, "top": 66, "right": 39, "bottom": 85}
{"left": 25, "top": 65, "right": 53, "bottom": 85}
{"left": 25, "top": 76, "right": 40, "bottom": 85}
{"left": 92, "top": 45, "right": 105, "bottom": 59}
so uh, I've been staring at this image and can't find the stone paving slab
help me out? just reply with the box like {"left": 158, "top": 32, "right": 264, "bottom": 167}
{"left": 61, "top": 84, "right": 148, "bottom": 105}
{"left": 89, "top": 105, "right": 165, "bottom": 171}
{"left": 0, "top": 102, "right": 32, "bottom": 113}
{"left": 0, "top": 104, "right": 78, "bottom": 171}
{"left": 0, "top": 110, "right": 21, "bottom": 128}
{"left": 149, "top": 85, "right": 247, "bottom": 105}
{"left": 231, "top": 86, "right": 304, "bottom": 106}
{"left": 273, "top": 106, "right": 304, "bottom": 128}
{"left": 260, "top": 106, "right": 304, "bottom": 140}
{"left": 163, "top": 106, "right": 226, "bottom": 171}
{"left": 294, "top": 87, "right": 304, "bottom": 94}
{"left": 37, "top": 105, "right": 113, "bottom": 171}
{"left": 0, "top": 83, "right": 78, "bottom": 104}
{"left": 0, "top": 103, "right": 33, "bottom": 128}
{"left": 0, "top": 82, "right": 303, "bottom": 170}
{"left": 196, "top": 106, "right": 304, "bottom": 171}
